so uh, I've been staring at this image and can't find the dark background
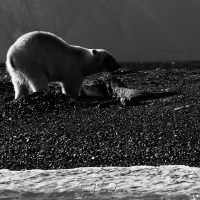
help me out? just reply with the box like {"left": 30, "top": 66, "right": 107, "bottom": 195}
{"left": 1, "top": 0, "right": 200, "bottom": 62}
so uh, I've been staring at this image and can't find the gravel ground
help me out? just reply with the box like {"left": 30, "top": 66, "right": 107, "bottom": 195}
{"left": 0, "top": 62, "right": 200, "bottom": 170}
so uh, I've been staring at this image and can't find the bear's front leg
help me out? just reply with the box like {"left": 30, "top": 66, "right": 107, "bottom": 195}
{"left": 80, "top": 86, "right": 88, "bottom": 96}
{"left": 61, "top": 78, "right": 84, "bottom": 96}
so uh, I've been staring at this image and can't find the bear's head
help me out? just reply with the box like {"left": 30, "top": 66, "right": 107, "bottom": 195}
{"left": 91, "top": 49, "right": 120, "bottom": 73}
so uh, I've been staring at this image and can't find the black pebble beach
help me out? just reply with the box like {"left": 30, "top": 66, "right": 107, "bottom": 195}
{"left": 0, "top": 62, "right": 200, "bottom": 170}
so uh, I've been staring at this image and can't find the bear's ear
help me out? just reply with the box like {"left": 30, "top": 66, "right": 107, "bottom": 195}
{"left": 92, "top": 49, "right": 98, "bottom": 55}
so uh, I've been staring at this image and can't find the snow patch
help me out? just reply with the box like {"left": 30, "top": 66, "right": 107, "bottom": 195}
{"left": 0, "top": 166, "right": 200, "bottom": 199}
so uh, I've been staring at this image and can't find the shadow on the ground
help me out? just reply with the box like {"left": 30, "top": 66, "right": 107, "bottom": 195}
{"left": 117, "top": 91, "right": 180, "bottom": 106}
{"left": 139, "top": 91, "right": 180, "bottom": 101}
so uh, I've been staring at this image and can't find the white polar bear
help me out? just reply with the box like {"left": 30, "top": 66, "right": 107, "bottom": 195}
{"left": 6, "top": 31, "right": 120, "bottom": 99}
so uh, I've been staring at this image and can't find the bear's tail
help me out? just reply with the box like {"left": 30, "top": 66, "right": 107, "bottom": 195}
{"left": 6, "top": 56, "right": 16, "bottom": 71}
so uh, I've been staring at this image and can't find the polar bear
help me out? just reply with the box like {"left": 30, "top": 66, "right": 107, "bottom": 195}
{"left": 6, "top": 31, "right": 120, "bottom": 99}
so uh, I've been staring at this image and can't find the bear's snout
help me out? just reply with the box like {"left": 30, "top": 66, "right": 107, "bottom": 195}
{"left": 110, "top": 60, "right": 120, "bottom": 72}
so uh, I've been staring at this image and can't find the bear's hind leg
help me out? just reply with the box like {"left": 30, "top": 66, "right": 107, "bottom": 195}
{"left": 27, "top": 73, "right": 49, "bottom": 93}
{"left": 11, "top": 75, "right": 31, "bottom": 99}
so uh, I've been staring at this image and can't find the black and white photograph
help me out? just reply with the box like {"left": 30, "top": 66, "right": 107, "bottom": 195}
{"left": 0, "top": 0, "right": 200, "bottom": 199}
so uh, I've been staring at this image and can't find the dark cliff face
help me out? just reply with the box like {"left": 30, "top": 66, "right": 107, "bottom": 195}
{"left": 1, "top": 0, "right": 200, "bottom": 62}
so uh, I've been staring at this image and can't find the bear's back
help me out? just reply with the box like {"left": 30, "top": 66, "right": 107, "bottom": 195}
{"left": 14, "top": 31, "right": 69, "bottom": 53}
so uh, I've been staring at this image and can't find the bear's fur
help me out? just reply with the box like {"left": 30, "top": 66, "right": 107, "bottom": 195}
{"left": 6, "top": 31, "right": 120, "bottom": 99}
